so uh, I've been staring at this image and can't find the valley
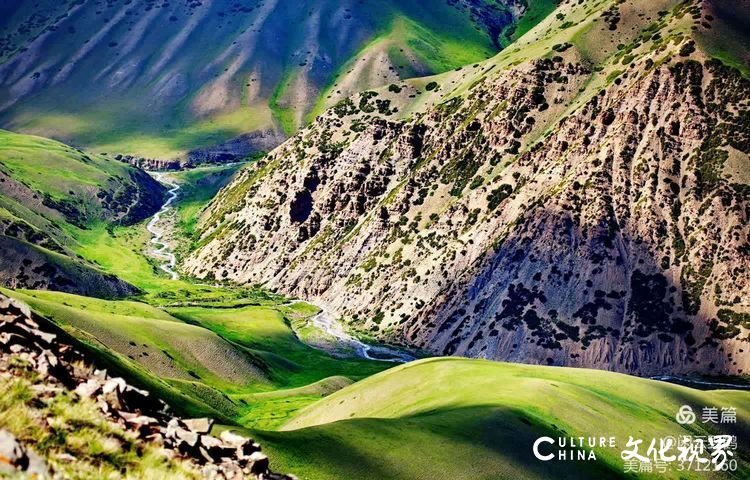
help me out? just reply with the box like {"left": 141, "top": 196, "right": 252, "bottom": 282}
{"left": 0, "top": 0, "right": 749, "bottom": 479}
{"left": 147, "top": 172, "right": 181, "bottom": 280}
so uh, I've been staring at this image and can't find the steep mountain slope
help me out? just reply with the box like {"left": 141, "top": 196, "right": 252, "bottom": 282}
{"left": 0, "top": 129, "right": 164, "bottom": 297}
{"left": 0, "top": 0, "right": 537, "bottom": 161}
{"left": 255, "top": 357, "right": 750, "bottom": 480}
{"left": 187, "top": 0, "right": 750, "bottom": 376}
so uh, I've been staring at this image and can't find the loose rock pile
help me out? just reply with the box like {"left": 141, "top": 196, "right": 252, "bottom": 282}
{"left": 0, "top": 294, "right": 295, "bottom": 479}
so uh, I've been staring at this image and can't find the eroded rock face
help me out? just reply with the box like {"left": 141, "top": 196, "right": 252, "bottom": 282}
{"left": 186, "top": 1, "right": 750, "bottom": 376}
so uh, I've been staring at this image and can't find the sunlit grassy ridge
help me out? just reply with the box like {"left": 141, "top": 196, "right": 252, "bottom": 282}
{"left": 0, "top": 129, "right": 128, "bottom": 201}
{"left": 0, "top": 0, "right": 532, "bottom": 159}
{"left": 0, "top": 129, "right": 156, "bottom": 226}
{"left": 250, "top": 358, "right": 750, "bottom": 480}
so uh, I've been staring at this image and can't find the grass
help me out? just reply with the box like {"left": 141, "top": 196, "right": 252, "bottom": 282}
{"left": 0, "top": 129, "right": 118, "bottom": 199}
{"left": 309, "top": 11, "right": 498, "bottom": 121}
{"left": 500, "top": 0, "right": 560, "bottom": 47}
{"left": 169, "top": 159, "right": 250, "bottom": 248}
{"left": 0, "top": 288, "right": 269, "bottom": 419}
{"left": 0, "top": 287, "right": 391, "bottom": 429}
{"left": 5, "top": 97, "right": 275, "bottom": 161}
{"left": 269, "top": 71, "right": 299, "bottom": 137}
{"left": 168, "top": 305, "right": 392, "bottom": 429}
{"left": 246, "top": 357, "right": 750, "bottom": 480}
{"left": 0, "top": 128, "right": 138, "bottom": 211}
{"left": 0, "top": 376, "right": 199, "bottom": 479}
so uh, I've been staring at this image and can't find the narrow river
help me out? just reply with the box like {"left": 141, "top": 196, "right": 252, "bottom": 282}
{"left": 145, "top": 170, "right": 412, "bottom": 362}
{"left": 307, "top": 309, "right": 415, "bottom": 363}
{"left": 146, "top": 172, "right": 180, "bottom": 280}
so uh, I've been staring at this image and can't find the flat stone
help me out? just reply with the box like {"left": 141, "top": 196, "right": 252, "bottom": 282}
{"left": 74, "top": 379, "right": 102, "bottom": 398}
{"left": 175, "top": 428, "right": 200, "bottom": 448}
{"left": 183, "top": 417, "right": 214, "bottom": 434}
{"left": 102, "top": 378, "right": 127, "bottom": 395}
{"left": 219, "top": 430, "right": 248, "bottom": 447}
{"left": 30, "top": 329, "right": 55, "bottom": 346}
{"left": 119, "top": 412, "right": 159, "bottom": 427}
{"left": 199, "top": 436, "right": 223, "bottom": 449}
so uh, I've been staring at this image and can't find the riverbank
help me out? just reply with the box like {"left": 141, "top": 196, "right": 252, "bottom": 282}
{"left": 146, "top": 172, "right": 181, "bottom": 280}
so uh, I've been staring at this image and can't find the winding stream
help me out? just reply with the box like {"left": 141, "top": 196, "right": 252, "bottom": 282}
{"left": 650, "top": 375, "right": 750, "bottom": 391}
{"left": 146, "top": 172, "right": 180, "bottom": 280}
{"left": 145, "top": 169, "right": 411, "bottom": 362}
{"left": 308, "top": 309, "right": 415, "bottom": 363}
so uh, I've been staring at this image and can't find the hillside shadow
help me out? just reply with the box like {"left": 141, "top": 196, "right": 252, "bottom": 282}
{"left": 255, "top": 405, "right": 626, "bottom": 480}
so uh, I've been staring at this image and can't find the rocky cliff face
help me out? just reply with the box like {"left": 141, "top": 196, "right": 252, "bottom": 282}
{"left": 186, "top": 0, "right": 750, "bottom": 376}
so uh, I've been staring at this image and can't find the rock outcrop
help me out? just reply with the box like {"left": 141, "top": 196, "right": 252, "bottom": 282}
{"left": 0, "top": 294, "right": 294, "bottom": 479}
{"left": 114, "top": 154, "right": 185, "bottom": 171}
{"left": 186, "top": 0, "right": 750, "bottom": 376}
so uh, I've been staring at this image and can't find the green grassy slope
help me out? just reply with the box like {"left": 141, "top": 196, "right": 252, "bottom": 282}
{"left": 0, "top": 129, "right": 163, "bottom": 230}
{"left": 0, "top": 129, "right": 165, "bottom": 297}
{"left": 1, "top": 288, "right": 391, "bottom": 429}
{"left": 251, "top": 358, "right": 750, "bottom": 480}
{"left": 0, "top": 0, "right": 535, "bottom": 159}
{"left": 168, "top": 162, "right": 249, "bottom": 257}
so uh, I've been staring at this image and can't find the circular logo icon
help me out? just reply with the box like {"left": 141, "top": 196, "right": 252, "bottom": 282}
{"left": 676, "top": 405, "right": 696, "bottom": 425}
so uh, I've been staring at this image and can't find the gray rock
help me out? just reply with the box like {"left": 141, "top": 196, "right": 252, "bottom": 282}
{"left": 74, "top": 378, "right": 102, "bottom": 398}
{"left": 219, "top": 430, "right": 248, "bottom": 447}
{"left": 26, "top": 449, "right": 48, "bottom": 478}
{"left": 0, "top": 429, "right": 26, "bottom": 472}
{"left": 247, "top": 451, "right": 269, "bottom": 474}
{"left": 183, "top": 417, "right": 214, "bottom": 434}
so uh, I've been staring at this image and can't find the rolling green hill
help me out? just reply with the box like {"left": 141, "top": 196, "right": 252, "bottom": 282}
{"left": 0, "top": 129, "right": 165, "bottom": 297}
{"left": 0, "top": 0, "right": 549, "bottom": 160}
{"left": 253, "top": 357, "right": 750, "bottom": 480}
{"left": 1, "top": 288, "right": 391, "bottom": 427}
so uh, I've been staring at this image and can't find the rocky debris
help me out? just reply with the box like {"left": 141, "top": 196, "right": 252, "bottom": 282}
{"left": 0, "top": 429, "right": 48, "bottom": 477}
{"left": 186, "top": 130, "right": 287, "bottom": 166}
{"left": 114, "top": 154, "right": 184, "bottom": 171}
{"left": 0, "top": 294, "right": 295, "bottom": 480}
{"left": 112, "top": 129, "right": 286, "bottom": 173}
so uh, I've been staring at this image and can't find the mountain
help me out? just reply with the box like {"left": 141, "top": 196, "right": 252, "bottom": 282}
{"left": 0, "top": 0, "right": 546, "bottom": 162}
{"left": 185, "top": 0, "right": 750, "bottom": 376}
{"left": 0, "top": 129, "right": 164, "bottom": 297}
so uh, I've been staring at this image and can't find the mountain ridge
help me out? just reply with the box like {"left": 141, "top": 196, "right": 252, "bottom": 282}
{"left": 185, "top": 0, "right": 750, "bottom": 376}
{"left": 0, "top": 0, "right": 537, "bottom": 160}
